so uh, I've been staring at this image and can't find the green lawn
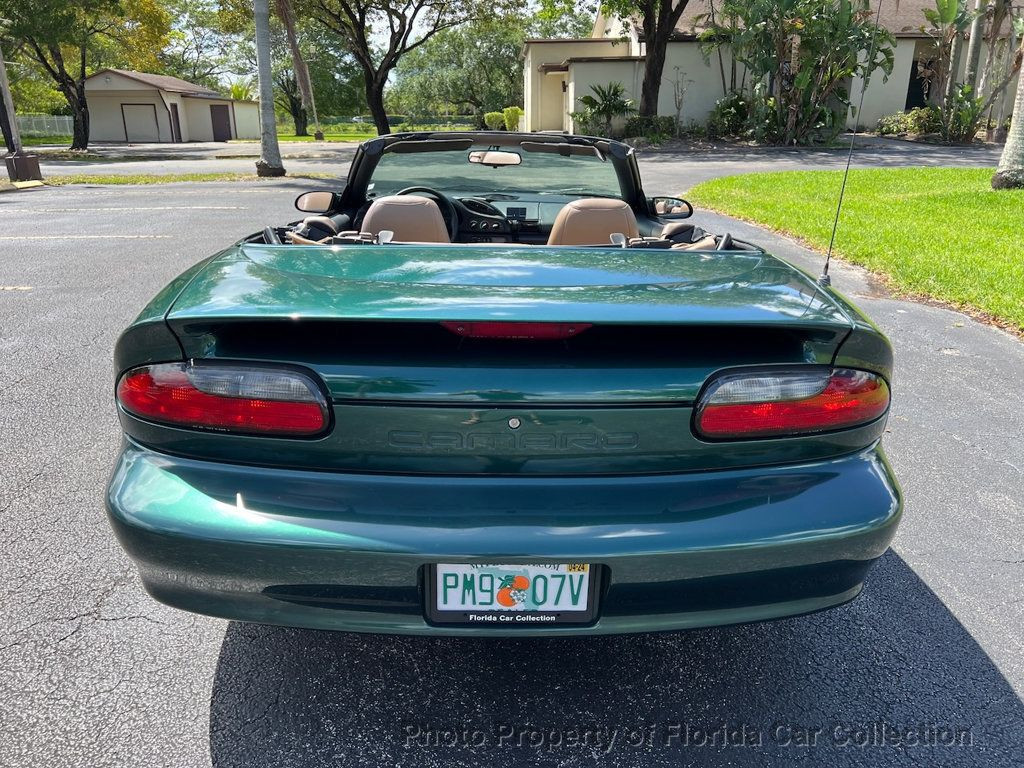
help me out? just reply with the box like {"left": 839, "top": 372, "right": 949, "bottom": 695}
{"left": 21, "top": 135, "right": 74, "bottom": 146}
{"left": 689, "top": 167, "right": 1024, "bottom": 331}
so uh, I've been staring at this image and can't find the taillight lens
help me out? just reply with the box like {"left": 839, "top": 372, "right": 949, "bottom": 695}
{"left": 116, "top": 362, "right": 329, "bottom": 436}
{"left": 695, "top": 368, "right": 889, "bottom": 439}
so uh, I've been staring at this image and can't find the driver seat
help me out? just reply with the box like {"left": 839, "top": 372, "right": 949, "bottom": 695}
{"left": 361, "top": 195, "right": 450, "bottom": 243}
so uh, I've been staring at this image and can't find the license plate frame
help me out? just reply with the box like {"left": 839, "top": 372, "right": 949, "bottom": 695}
{"left": 425, "top": 563, "right": 601, "bottom": 627}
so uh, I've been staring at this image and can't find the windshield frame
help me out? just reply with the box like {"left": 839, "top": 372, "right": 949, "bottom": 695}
{"left": 341, "top": 132, "right": 646, "bottom": 212}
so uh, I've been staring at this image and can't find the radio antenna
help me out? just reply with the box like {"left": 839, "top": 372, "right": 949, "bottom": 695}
{"left": 820, "top": 0, "right": 886, "bottom": 287}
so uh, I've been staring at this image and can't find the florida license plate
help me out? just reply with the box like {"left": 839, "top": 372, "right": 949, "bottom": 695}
{"left": 426, "top": 563, "right": 599, "bottom": 626}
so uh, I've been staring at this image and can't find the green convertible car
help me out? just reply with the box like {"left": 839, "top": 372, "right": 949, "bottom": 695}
{"left": 106, "top": 131, "right": 901, "bottom": 635}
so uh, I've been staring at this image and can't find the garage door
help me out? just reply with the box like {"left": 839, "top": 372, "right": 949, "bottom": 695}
{"left": 122, "top": 104, "right": 160, "bottom": 142}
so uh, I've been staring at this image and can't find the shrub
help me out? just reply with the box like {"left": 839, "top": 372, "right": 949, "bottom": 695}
{"left": 624, "top": 115, "right": 677, "bottom": 138}
{"left": 707, "top": 91, "right": 750, "bottom": 138}
{"left": 570, "top": 109, "right": 602, "bottom": 135}
{"left": 876, "top": 106, "right": 941, "bottom": 136}
{"left": 502, "top": 106, "right": 523, "bottom": 131}
{"left": 483, "top": 111, "right": 505, "bottom": 130}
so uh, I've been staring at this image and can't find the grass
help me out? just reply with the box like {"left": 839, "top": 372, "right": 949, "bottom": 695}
{"left": 275, "top": 132, "right": 377, "bottom": 142}
{"left": 21, "top": 135, "right": 74, "bottom": 146}
{"left": 688, "top": 167, "right": 1024, "bottom": 331}
{"left": 46, "top": 172, "right": 338, "bottom": 185}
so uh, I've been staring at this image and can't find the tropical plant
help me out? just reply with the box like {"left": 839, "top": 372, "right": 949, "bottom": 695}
{"left": 921, "top": 0, "right": 1023, "bottom": 143}
{"left": 699, "top": 0, "right": 894, "bottom": 145}
{"left": 228, "top": 78, "right": 253, "bottom": 101}
{"left": 578, "top": 82, "right": 636, "bottom": 137}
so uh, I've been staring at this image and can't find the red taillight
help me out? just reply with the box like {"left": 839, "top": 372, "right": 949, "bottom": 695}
{"left": 695, "top": 368, "right": 889, "bottom": 439}
{"left": 116, "top": 362, "right": 328, "bottom": 436}
{"left": 440, "top": 321, "right": 592, "bottom": 340}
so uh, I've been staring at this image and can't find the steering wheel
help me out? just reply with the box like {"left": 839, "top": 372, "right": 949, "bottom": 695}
{"left": 395, "top": 186, "right": 459, "bottom": 240}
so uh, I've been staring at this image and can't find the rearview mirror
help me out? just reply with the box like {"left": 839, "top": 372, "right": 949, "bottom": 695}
{"left": 468, "top": 150, "right": 522, "bottom": 167}
{"left": 652, "top": 196, "right": 694, "bottom": 219}
{"left": 295, "top": 190, "right": 335, "bottom": 213}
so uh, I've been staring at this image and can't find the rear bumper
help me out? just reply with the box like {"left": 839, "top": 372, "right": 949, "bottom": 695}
{"left": 106, "top": 440, "right": 902, "bottom": 636}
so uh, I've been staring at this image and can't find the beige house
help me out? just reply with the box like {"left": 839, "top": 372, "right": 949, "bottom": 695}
{"left": 84, "top": 69, "right": 260, "bottom": 143}
{"left": 523, "top": 1, "right": 1019, "bottom": 133}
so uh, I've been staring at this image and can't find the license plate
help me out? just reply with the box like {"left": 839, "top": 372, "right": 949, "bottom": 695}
{"left": 426, "top": 563, "right": 599, "bottom": 626}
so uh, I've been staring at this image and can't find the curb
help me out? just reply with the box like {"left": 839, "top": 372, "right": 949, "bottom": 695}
{"left": 0, "top": 180, "right": 45, "bottom": 193}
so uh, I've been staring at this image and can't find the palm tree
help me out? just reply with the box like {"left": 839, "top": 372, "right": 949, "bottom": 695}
{"left": 275, "top": 0, "right": 322, "bottom": 139}
{"left": 254, "top": 0, "right": 285, "bottom": 176}
{"left": 992, "top": 74, "right": 1023, "bottom": 188}
{"left": 578, "top": 82, "right": 636, "bottom": 137}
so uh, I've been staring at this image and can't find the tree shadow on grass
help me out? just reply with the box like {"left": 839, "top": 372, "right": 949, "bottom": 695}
{"left": 209, "top": 551, "right": 1023, "bottom": 767}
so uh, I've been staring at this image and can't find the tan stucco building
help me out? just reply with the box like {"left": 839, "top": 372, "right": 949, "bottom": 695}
{"left": 84, "top": 69, "right": 260, "bottom": 143}
{"left": 523, "top": 1, "right": 1019, "bottom": 134}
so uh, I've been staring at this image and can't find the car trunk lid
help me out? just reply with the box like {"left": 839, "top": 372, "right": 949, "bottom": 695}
{"left": 152, "top": 243, "right": 863, "bottom": 474}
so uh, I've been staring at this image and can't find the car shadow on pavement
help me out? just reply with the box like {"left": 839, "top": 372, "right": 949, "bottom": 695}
{"left": 208, "top": 551, "right": 1023, "bottom": 768}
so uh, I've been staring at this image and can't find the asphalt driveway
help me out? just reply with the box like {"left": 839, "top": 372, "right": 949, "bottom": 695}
{"left": 0, "top": 178, "right": 1021, "bottom": 767}
{"left": 33, "top": 134, "right": 1003, "bottom": 188}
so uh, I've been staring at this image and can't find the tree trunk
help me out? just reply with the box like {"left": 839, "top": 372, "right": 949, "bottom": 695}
{"left": 991, "top": 70, "right": 1024, "bottom": 188}
{"left": 70, "top": 97, "right": 89, "bottom": 150}
{"left": 294, "top": 107, "right": 308, "bottom": 136}
{"left": 60, "top": 80, "right": 90, "bottom": 150}
{"left": 276, "top": 0, "right": 321, "bottom": 138}
{"left": 365, "top": 76, "right": 390, "bottom": 135}
{"left": 254, "top": 0, "right": 285, "bottom": 176}
{"left": 944, "top": 29, "right": 964, "bottom": 104}
{"left": 0, "top": 44, "right": 21, "bottom": 152}
{"left": 639, "top": 32, "right": 668, "bottom": 116}
{"left": 964, "top": 0, "right": 989, "bottom": 90}
{"left": 993, "top": 22, "right": 1018, "bottom": 142}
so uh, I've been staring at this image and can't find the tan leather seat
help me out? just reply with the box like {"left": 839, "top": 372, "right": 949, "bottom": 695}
{"left": 361, "top": 195, "right": 450, "bottom": 243}
{"left": 546, "top": 198, "right": 640, "bottom": 246}
{"left": 671, "top": 235, "right": 719, "bottom": 251}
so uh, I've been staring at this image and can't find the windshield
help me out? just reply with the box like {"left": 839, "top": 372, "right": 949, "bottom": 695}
{"left": 367, "top": 144, "right": 623, "bottom": 199}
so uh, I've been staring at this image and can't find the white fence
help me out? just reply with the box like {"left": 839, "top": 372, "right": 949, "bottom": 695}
{"left": 16, "top": 115, "right": 74, "bottom": 137}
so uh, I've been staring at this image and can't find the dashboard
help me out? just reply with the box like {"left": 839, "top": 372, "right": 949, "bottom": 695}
{"left": 456, "top": 195, "right": 599, "bottom": 244}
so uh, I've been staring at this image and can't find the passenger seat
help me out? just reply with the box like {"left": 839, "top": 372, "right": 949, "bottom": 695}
{"left": 546, "top": 198, "right": 640, "bottom": 246}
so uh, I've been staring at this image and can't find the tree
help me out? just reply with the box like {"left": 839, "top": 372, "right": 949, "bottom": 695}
{"left": 992, "top": 63, "right": 1024, "bottom": 188}
{"left": 304, "top": 0, "right": 510, "bottom": 134}
{"left": 0, "top": 0, "right": 169, "bottom": 149}
{"left": 274, "top": 70, "right": 307, "bottom": 134}
{"left": 389, "top": 18, "right": 524, "bottom": 125}
{"left": 254, "top": 0, "right": 285, "bottom": 175}
{"left": 300, "top": 23, "right": 365, "bottom": 116}
{"left": 602, "top": 0, "right": 693, "bottom": 117}
{"left": 159, "top": 0, "right": 236, "bottom": 88}
{"left": 275, "top": 0, "right": 321, "bottom": 137}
